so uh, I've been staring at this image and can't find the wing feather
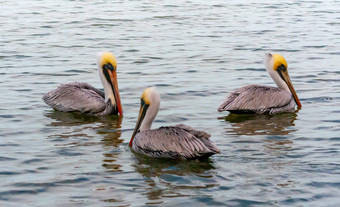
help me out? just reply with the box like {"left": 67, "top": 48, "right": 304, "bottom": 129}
{"left": 174, "top": 124, "right": 211, "bottom": 139}
{"left": 133, "top": 126, "right": 219, "bottom": 159}
{"left": 218, "top": 84, "right": 294, "bottom": 114}
{"left": 43, "top": 82, "right": 106, "bottom": 114}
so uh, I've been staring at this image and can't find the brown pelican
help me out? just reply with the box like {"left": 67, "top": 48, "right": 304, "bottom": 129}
{"left": 218, "top": 53, "right": 302, "bottom": 115}
{"left": 130, "top": 87, "right": 220, "bottom": 160}
{"left": 43, "top": 52, "right": 123, "bottom": 116}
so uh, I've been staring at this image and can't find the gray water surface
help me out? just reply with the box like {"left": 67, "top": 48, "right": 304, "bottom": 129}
{"left": 1, "top": 0, "right": 340, "bottom": 206}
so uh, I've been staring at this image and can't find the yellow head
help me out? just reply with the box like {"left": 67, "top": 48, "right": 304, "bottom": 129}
{"left": 264, "top": 52, "right": 302, "bottom": 109}
{"left": 272, "top": 54, "right": 288, "bottom": 71}
{"left": 140, "top": 87, "right": 158, "bottom": 105}
{"left": 97, "top": 52, "right": 122, "bottom": 115}
{"left": 100, "top": 52, "right": 117, "bottom": 69}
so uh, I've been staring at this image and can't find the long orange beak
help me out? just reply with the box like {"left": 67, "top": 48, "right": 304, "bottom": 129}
{"left": 108, "top": 70, "right": 123, "bottom": 116}
{"left": 281, "top": 70, "right": 302, "bottom": 110}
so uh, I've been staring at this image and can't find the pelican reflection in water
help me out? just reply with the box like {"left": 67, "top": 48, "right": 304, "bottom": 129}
{"left": 218, "top": 53, "right": 302, "bottom": 115}
{"left": 133, "top": 155, "right": 216, "bottom": 179}
{"left": 132, "top": 156, "right": 217, "bottom": 200}
{"left": 44, "top": 111, "right": 123, "bottom": 147}
{"left": 43, "top": 52, "right": 123, "bottom": 116}
{"left": 221, "top": 112, "right": 297, "bottom": 136}
{"left": 130, "top": 87, "right": 220, "bottom": 160}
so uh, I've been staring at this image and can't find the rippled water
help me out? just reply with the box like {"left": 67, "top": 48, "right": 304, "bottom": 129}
{"left": 1, "top": 0, "right": 340, "bottom": 206}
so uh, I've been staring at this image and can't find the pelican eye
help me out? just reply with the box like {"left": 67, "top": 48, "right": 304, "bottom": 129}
{"left": 276, "top": 64, "right": 287, "bottom": 81}
{"left": 276, "top": 64, "right": 287, "bottom": 72}
{"left": 103, "top": 63, "right": 115, "bottom": 71}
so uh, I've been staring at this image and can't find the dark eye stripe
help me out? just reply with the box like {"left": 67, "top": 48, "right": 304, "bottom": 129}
{"left": 276, "top": 64, "right": 287, "bottom": 80}
{"left": 103, "top": 67, "right": 111, "bottom": 83}
{"left": 103, "top": 63, "right": 115, "bottom": 71}
{"left": 277, "top": 64, "right": 286, "bottom": 72}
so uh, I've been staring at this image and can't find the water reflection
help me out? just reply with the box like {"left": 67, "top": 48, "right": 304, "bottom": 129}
{"left": 102, "top": 152, "right": 123, "bottom": 173}
{"left": 132, "top": 154, "right": 216, "bottom": 177}
{"left": 45, "top": 110, "right": 123, "bottom": 147}
{"left": 263, "top": 139, "right": 293, "bottom": 150}
{"left": 45, "top": 111, "right": 124, "bottom": 147}
{"left": 45, "top": 111, "right": 124, "bottom": 172}
{"left": 220, "top": 112, "right": 298, "bottom": 136}
{"left": 44, "top": 110, "right": 122, "bottom": 128}
{"left": 132, "top": 154, "right": 218, "bottom": 201}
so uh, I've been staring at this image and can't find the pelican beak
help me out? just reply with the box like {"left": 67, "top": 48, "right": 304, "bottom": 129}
{"left": 107, "top": 69, "right": 123, "bottom": 116}
{"left": 277, "top": 66, "right": 302, "bottom": 109}
{"left": 129, "top": 99, "right": 149, "bottom": 147}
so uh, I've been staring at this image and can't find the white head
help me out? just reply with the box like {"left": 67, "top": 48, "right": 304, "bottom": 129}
{"left": 96, "top": 52, "right": 123, "bottom": 115}
{"left": 264, "top": 53, "right": 301, "bottom": 109}
{"left": 130, "top": 87, "right": 160, "bottom": 147}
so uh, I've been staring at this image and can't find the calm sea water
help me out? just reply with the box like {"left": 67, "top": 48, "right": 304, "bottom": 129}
{"left": 1, "top": 0, "right": 340, "bottom": 206}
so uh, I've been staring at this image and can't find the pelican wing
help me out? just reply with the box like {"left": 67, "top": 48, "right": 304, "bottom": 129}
{"left": 174, "top": 124, "right": 211, "bottom": 139}
{"left": 43, "top": 82, "right": 106, "bottom": 114}
{"left": 174, "top": 124, "right": 220, "bottom": 155}
{"left": 133, "top": 126, "right": 219, "bottom": 159}
{"left": 218, "top": 84, "right": 294, "bottom": 114}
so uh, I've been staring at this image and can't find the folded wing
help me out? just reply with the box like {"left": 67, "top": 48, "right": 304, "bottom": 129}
{"left": 218, "top": 84, "right": 294, "bottom": 114}
{"left": 42, "top": 82, "right": 106, "bottom": 114}
{"left": 133, "top": 126, "right": 219, "bottom": 159}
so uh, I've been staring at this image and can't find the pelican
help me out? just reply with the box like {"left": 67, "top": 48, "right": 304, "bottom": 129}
{"left": 130, "top": 87, "right": 220, "bottom": 160}
{"left": 42, "top": 52, "right": 123, "bottom": 116}
{"left": 218, "top": 53, "right": 302, "bottom": 115}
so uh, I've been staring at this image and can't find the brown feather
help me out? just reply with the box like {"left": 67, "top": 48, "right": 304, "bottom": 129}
{"left": 132, "top": 126, "right": 219, "bottom": 160}
{"left": 218, "top": 84, "right": 296, "bottom": 114}
{"left": 42, "top": 82, "right": 116, "bottom": 115}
